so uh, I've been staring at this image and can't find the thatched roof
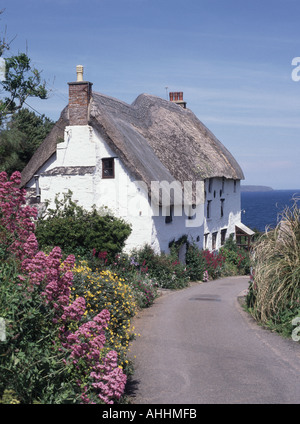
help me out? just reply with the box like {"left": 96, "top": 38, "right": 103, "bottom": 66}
{"left": 21, "top": 91, "right": 244, "bottom": 189}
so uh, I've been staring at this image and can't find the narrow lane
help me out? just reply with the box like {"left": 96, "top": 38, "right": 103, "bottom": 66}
{"left": 128, "top": 276, "right": 300, "bottom": 404}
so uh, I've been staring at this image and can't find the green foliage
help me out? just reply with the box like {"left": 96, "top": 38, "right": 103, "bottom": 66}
{"left": 0, "top": 257, "right": 70, "bottom": 404}
{"left": 0, "top": 11, "right": 50, "bottom": 171}
{"left": 1, "top": 53, "right": 47, "bottom": 121}
{"left": 127, "top": 244, "right": 190, "bottom": 290}
{"left": 219, "top": 234, "right": 250, "bottom": 276}
{"left": 129, "top": 273, "right": 158, "bottom": 309}
{"left": 185, "top": 242, "right": 206, "bottom": 281}
{"left": 0, "top": 390, "right": 21, "bottom": 404}
{"left": 35, "top": 191, "right": 132, "bottom": 260}
{"left": 0, "top": 108, "right": 54, "bottom": 175}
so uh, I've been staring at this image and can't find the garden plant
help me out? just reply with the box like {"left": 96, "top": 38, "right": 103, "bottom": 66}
{"left": 246, "top": 198, "right": 300, "bottom": 339}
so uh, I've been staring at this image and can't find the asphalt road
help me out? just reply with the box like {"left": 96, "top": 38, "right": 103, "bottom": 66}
{"left": 127, "top": 276, "right": 300, "bottom": 404}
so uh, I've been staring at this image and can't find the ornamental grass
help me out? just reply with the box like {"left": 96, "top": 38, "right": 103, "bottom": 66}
{"left": 247, "top": 197, "right": 300, "bottom": 334}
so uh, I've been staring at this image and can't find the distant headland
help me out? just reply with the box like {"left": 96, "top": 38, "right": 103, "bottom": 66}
{"left": 241, "top": 185, "right": 274, "bottom": 192}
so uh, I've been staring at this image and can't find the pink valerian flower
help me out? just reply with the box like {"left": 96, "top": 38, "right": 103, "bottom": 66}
{"left": 61, "top": 297, "right": 86, "bottom": 322}
{"left": 61, "top": 309, "right": 126, "bottom": 404}
{"left": 22, "top": 233, "right": 39, "bottom": 259}
{"left": 20, "top": 245, "right": 76, "bottom": 325}
{"left": 0, "top": 171, "right": 37, "bottom": 260}
{"left": 90, "top": 350, "right": 127, "bottom": 404}
{"left": 63, "top": 309, "right": 110, "bottom": 358}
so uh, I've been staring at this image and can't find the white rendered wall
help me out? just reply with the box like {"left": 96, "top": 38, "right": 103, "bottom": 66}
{"left": 203, "top": 177, "right": 241, "bottom": 250}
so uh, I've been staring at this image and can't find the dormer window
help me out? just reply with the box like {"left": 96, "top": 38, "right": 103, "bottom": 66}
{"left": 102, "top": 158, "right": 115, "bottom": 178}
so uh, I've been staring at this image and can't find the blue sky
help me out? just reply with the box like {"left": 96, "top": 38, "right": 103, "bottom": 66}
{"left": 1, "top": 0, "right": 300, "bottom": 189}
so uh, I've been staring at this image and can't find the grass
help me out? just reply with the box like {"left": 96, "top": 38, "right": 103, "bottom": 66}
{"left": 246, "top": 197, "right": 300, "bottom": 338}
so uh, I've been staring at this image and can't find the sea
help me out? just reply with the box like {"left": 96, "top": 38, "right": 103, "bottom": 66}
{"left": 241, "top": 190, "right": 300, "bottom": 232}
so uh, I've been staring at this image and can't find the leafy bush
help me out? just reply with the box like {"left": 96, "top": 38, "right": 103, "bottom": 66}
{"left": 131, "top": 244, "right": 190, "bottom": 289}
{"left": 128, "top": 273, "right": 159, "bottom": 309}
{"left": 72, "top": 261, "right": 138, "bottom": 374}
{"left": 185, "top": 242, "right": 206, "bottom": 281}
{"left": 35, "top": 191, "right": 132, "bottom": 260}
{"left": 201, "top": 249, "right": 225, "bottom": 280}
{"left": 219, "top": 235, "right": 250, "bottom": 276}
{"left": 88, "top": 249, "right": 159, "bottom": 309}
{"left": 246, "top": 198, "right": 300, "bottom": 338}
{"left": 106, "top": 244, "right": 189, "bottom": 290}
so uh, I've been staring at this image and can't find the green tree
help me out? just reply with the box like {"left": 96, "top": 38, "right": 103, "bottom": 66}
{"left": 1, "top": 53, "right": 47, "bottom": 120}
{"left": 0, "top": 108, "right": 54, "bottom": 175}
{"left": 0, "top": 10, "right": 48, "bottom": 124}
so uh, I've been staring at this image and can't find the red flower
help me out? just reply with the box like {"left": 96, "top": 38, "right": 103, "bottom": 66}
{"left": 98, "top": 251, "right": 107, "bottom": 259}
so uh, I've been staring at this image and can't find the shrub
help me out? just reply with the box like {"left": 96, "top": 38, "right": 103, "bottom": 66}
{"left": 109, "top": 244, "right": 189, "bottom": 290}
{"left": 133, "top": 244, "right": 190, "bottom": 289}
{"left": 72, "top": 261, "right": 138, "bottom": 374}
{"left": 129, "top": 273, "right": 158, "bottom": 308}
{"left": 246, "top": 198, "right": 300, "bottom": 337}
{"left": 35, "top": 191, "right": 132, "bottom": 260}
{"left": 219, "top": 235, "right": 250, "bottom": 276}
{"left": 185, "top": 242, "right": 206, "bottom": 281}
{"left": 202, "top": 249, "right": 225, "bottom": 280}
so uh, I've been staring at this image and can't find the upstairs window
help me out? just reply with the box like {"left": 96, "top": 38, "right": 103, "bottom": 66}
{"left": 102, "top": 158, "right": 115, "bottom": 178}
{"left": 220, "top": 199, "right": 225, "bottom": 218}
{"left": 207, "top": 200, "right": 212, "bottom": 219}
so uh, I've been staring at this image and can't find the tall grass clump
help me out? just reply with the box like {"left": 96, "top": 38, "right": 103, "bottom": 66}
{"left": 246, "top": 197, "right": 300, "bottom": 336}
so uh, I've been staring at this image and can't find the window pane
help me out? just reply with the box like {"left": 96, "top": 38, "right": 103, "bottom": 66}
{"left": 102, "top": 158, "right": 114, "bottom": 178}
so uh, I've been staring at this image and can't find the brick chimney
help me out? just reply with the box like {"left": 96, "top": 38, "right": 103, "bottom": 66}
{"left": 169, "top": 92, "right": 186, "bottom": 109}
{"left": 68, "top": 65, "right": 93, "bottom": 125}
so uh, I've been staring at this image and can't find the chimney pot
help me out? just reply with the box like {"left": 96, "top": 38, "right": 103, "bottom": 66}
{"left": 68, "top": 66, "right": 93, "bottom": 125}
{"left": 169, "top": 91, "right": 186, "bottom": 109}
{"left": 76, "top": 65, "right": 84, "bottom": 81}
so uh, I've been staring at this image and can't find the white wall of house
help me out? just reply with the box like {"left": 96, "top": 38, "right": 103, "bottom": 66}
{"left": 203, "top": 177, "right": 241, "bottom": 250}
{"left": 27, "top": 125, "right": 241, "bottom": 255}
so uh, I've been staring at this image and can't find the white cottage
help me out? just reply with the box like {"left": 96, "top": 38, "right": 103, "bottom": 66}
{"left": 21, "top": 66, "right": 251, "bottom": 254}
